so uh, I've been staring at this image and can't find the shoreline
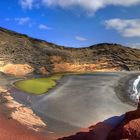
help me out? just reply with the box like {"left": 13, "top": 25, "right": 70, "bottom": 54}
{"left": 0, "top": 104, "right": 50, "bottom": 140}
{"left": 0, "top": 72, "right": 139, "bottom": 140}
{"left": 0, "top": 74, "right": 55, "bottom": 139}
{"left": 115, "top": 72, "right": 140, "bottom": 106}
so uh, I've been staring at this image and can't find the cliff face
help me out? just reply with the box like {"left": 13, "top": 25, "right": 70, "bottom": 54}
{"left": 1, "top": 27, "right": 140, "bottom": 76}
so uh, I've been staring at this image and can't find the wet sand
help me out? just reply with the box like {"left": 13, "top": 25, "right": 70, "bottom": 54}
{"left": 115, "top": 73, "right": 140, "bottom": 105}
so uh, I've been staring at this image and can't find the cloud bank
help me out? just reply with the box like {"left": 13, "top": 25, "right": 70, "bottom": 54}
{"left": 19, "top": 0, "right": 140, "bottom": 12}
{"left": 105, "top": 18, "right": 140, "bottom": 37}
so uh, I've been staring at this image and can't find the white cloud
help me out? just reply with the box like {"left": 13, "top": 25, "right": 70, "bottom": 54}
{"left": 105, "top": 18, "right": 140, "bottom": 37}
{"left": 19, "top": 0, "right": 34, "bottom": 9}
{"left": 39, "top": 24, "right": 52, "bottom": 30}
{"left": 19, "top": 0, "right": 140, "bottom": 13}
{"left": 75, "top": 36, "right": 87, "bottom": 41}
{"left": 42, "top": 0, "right": 140, "bottom": 12}
{"left": 127, "top": 42, "right": 140, "bottom": 48}
{"left": 14, "top": 17, "right": 31, "bottom": 25}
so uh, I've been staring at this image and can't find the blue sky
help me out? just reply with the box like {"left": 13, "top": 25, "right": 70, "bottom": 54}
{"left": 0, "top": 0, "right": 140, "bottom": 48}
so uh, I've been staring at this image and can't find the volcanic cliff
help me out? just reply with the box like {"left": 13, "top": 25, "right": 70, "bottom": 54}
{"left": 0, "top": 27, "right": 140, "bottom": 76}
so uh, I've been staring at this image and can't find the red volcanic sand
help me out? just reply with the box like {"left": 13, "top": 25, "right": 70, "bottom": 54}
{"left": 108, "top": 101, "right": 140, "bottom": 140}
{"left": 0, "top": 106, "right": 51, "bottom": 140}
{"left": 59, "top": 122, "right": 113, "bottom": 140}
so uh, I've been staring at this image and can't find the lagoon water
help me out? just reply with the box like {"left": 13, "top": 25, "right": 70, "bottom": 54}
{"left": 11, "top": 72, "right": 136, "bottom": 137}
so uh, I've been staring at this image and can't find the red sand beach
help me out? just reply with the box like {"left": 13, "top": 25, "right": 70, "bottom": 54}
{"left": 0, "top": 105, "right": 51, "bottom": 140}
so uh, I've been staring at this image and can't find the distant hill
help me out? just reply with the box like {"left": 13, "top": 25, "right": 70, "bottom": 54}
{"left": 0, "top": 27, "right": 140, "bottom": 76}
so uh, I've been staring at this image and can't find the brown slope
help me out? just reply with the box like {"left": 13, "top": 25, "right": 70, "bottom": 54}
{"left": 0, "top": 27, "right": 140, "bottom": 76}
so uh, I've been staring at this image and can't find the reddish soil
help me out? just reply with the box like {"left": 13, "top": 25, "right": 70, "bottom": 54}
{"left": 0, "top": 105, "right": 52, "bottom": 140}
{"left": 107, "top": 101, "right": 140, "bottom": 140}
{"left": 1, "top": 97, "right": 139, "bottom": 140}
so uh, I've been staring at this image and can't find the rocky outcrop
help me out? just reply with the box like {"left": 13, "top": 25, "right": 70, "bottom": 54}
{"left": 0, "top": 87, "right": 46, "bottom": 132}
{"left": 107, "top": 100, "right": 140, "bottom": 140}
{"left": 3, "top": 63, "right": 34, "bottom": 76}
{"left": 0, "top": 105, "right": 50, "bottom": 140}
{"left": 39, "top": 66, "right": 49, "bottom": 75}
{"left": 59, "top": 122, "right": 113, "bottom": 140}
{"left": 52, "top": 62, "right": 118, "bottom": 73}
{"left": 0, "top": 87, "right": 50, "bottom": 140}
{"left": 1, "top": 27, "right": 140, "bottom": 76}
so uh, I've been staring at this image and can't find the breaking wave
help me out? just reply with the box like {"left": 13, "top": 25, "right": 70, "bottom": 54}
{"left": 130, "top": 76, "right": 140, "bottom": 102}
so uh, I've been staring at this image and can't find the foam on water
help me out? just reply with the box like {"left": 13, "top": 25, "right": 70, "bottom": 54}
{"left": 131, "top": 76, "right": 140, "bottom": 101}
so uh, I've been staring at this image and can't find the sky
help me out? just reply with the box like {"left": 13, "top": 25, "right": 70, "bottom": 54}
{"left": 0, "top": 0, "right": 140, "bottom": 48}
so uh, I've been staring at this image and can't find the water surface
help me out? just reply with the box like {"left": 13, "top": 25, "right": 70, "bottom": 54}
{"left": 11, "top": 73, "right": 135, "bottom": 137}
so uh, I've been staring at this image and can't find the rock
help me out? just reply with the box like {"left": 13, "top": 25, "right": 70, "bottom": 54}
{"left": 39, "top": 66, "right": 49, "bottom": 75}
{"left": 59, "top": 122, "right": 113, "bottom": 140}
{"left": 0, "top": 86, "right": 47, "bottom": 132}
{"left": 0, "top": 94, "right": 8, "bottom": 104}
{"left": 3, "top": 63, "right": 34, "bottom": 76}
{"left": 107, "top": 99, "right": 140, "bottom": 140}
{"left": 0, "top": 106, "right": 49, "bottom": 140}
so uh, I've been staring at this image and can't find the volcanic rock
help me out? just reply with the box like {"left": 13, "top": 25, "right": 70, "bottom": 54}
{"left": 107, "top": 100, "right": 140, "bottom": 140}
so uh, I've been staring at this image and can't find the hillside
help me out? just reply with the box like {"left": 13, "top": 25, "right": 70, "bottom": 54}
{"left": 0, "top": 27, "right": 140, "bottom": 76}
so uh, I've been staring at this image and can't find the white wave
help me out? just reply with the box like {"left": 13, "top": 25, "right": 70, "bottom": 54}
{"left": 131, "top": 75, "right": 140, "bottom": 101}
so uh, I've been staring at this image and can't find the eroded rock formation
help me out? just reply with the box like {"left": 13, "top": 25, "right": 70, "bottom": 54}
{"left": 0, "top": 87, "right": 46, "bottom": 132}
{"left": 3, "top": 63, "right": 34, "bottom": 76}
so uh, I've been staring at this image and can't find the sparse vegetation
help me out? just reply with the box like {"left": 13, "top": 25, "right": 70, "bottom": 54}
{"left": 1, "top": 27, "right": 140, "bottom": 75}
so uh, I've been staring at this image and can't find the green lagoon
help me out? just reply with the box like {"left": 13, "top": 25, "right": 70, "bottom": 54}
{"left": 14, "top": 74, "right": 62, "bottom": 95}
